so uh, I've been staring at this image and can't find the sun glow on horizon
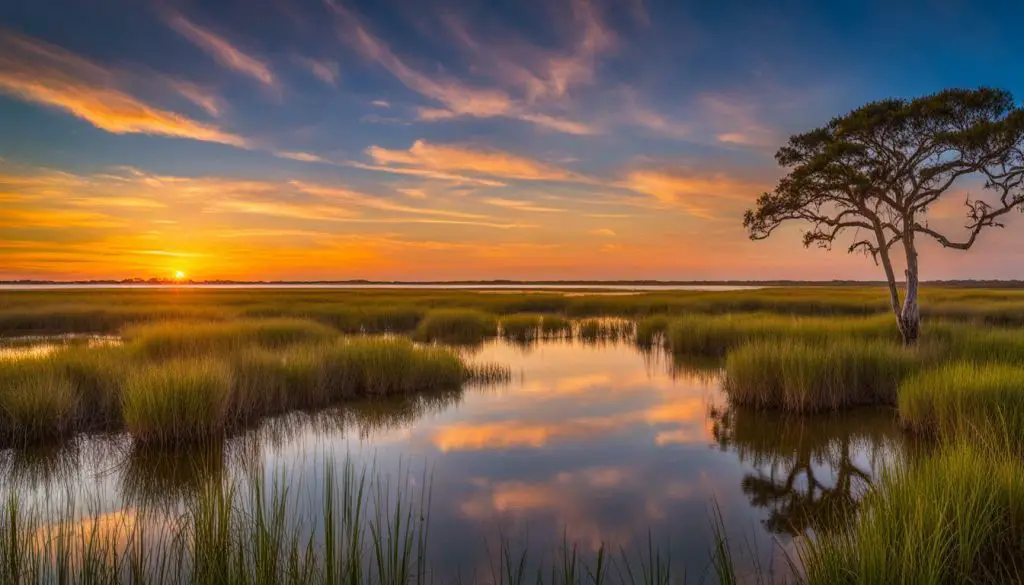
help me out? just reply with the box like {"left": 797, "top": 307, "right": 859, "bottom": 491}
{"left": 174, "top": 270, "right": 186, "bottom": 281}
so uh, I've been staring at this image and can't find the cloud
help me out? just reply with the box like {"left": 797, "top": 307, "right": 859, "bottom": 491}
{"left": 345, "top": 161, "right": 507, "bottom": 187}
{"left": 294, "top": 55, "right": 339, "bottom": 85}
{"left": 371, "top": 99, "right": 390, "bottom": 108}
{"left": 163, "top": 9, "right": 276, "bottom": 87}
{"left": 275, "top": 150, "right": 329, "bottom": 163}
{"left": 699, "top": 94, "right": 776, "bottom": 147}
{"left": 588, "top": 228, "right": 616, "bottom": 237}
{"left": 169, "top": 79, "right": 223, "bottom": 117}
{"left": 623, "top": 168, "right": 763, "bottom": 218}
{"left": 328, "top": 2, "right": 596, "bottom": 135}
{"left": 0, "top": 31, "right": 249, "bottom": 147}
{"left": 396, "top": 188, "right": 427, "bottom": 199}
{"left": 290, "top": 180, "right": 489, "bottom": 219}
{"left": 366, "top": 140, "right": 582, "bottom": 182}
{"left": 483, "top": 197, "right": 566, "bottom": 213}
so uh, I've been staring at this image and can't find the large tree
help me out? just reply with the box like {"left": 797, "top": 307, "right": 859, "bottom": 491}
{"left": 745, "top": 88, "right": 1024, "bottom": 344}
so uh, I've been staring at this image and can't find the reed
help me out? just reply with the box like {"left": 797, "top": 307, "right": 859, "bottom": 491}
{"left": 724, "top": 339, "right": 917, "bottom": 412}
{"left": 0, "top": 359, "right": 78, "bottom": 442}
{"left": 412, "top": 309, "right": 498, "bottom": 344}
{"left": 539, "top": 315, "right": 572, "bottom": 338}
{"left": 801, "top": 442, "right": 1024, "bottom": 584}
{"left": 898, "top": 362, "right": 1024, "bottom": 445}
{"left": 500, "top": 314, "right": 543, "bottom": 343}
{"left": 121, "top": 359, "right": 233, "bottom": 445}
{"left": 124, "top": 318, "right": 337, "bottom": 359}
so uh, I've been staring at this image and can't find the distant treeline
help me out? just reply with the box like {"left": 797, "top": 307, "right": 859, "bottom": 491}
{"left": 5, "top": 278, "right": 1024, "bottom": 288}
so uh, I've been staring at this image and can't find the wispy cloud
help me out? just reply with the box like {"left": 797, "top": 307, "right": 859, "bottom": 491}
{"left": 169, "top": 79, "right": 223, "bottom": 117}
{"left": 293, "top": 55, "right": 339, "bottom": 85}
{"left": 699, "top": 94, "right": 776, "bottom": 147}
{"left": 371, "top": 99, "right": 390, "bottom": 108}
{"left": 328, "top": 1, "right": 597, "bottom": 135}
{"left": 588, "top": 228, "right": 617, "bottom": 237}
{"left": 623, "top": 167, "right": 764, "bottom": 218}
{"left": 483, "top": 197, "right": 566, "bottom": 213}
{"left": 366, "top": 140, "right": 583, "bottom": 183}
{"left": 0, "top": 31, "right": 249, "bottom": 147}
{"left": 290, "top": 181, "right": 489, "bottom": 219}
{"left": 163, "top": 9, "right": 276, "bottom": 88}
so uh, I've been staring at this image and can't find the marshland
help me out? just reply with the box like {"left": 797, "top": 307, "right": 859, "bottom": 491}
{"left": 2, "top": 284, "right": 1024, "bottom": 583}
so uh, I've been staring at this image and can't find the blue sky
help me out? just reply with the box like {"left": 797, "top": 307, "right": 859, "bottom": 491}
{"left": 2, "top": 0, "right": 1023, "bottom": 280}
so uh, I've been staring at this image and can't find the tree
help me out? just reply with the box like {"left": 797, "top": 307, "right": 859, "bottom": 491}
{"left": 744, "top": 88, "right": 1024, "bottom": 344}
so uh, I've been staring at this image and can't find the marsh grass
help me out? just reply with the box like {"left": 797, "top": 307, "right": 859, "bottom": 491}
{"left": 413, "top": 309, "right": 498, "bottom": 344}
{"left": 0, "top": 459, "right": 751, "bottom": 585}
{"left": 500, "top": 314, "right": 543, "bottom": 343}
{"left": 125, "top": 318, "right": 337, "bottom": 359}
{"left": 635, "top": 315, "right": 671, "bottom": 348}
{"left": 801, "top": 441, "right": 1024, "bottom": 584}
{"left": 539, "top": 315, "right": 572, "bottom": 338}
{"left": 724, "top": 339, "right": 917, "bottom": 412}
{"left": 0, "top": 359, "right": 78, "bottom": 442}
{"left": 122, "top": 359, "right": 233, "bottom": 445}
{"left": 666, "top": 314, "right": 897, "bottom": 357}
{"left": 243, "top": 305, "right": 424, "bottom": 334}
{"left": 577, "top": 319, "right": 634, "bottom": 343}
{"left": 898, "top": 362, "right": 1024, "bottom": 444}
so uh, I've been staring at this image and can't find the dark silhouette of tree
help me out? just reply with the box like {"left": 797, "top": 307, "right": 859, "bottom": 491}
{"left": 745, "top": 88, "right": 1024, "bottom": 344}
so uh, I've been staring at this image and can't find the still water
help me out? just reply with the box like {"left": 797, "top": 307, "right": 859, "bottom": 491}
{"left": 0, "top": 338, "right": 909, "bottom": 582}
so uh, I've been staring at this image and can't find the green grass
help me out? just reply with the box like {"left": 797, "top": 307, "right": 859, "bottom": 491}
{"left": 577, "top": 319, "right": 633, "bottom": 342}
{"left": 635, "top": 315, "right": 671, "bottom": 348}
{"left": 320, "top": 337, "right": 473, "bottom": 398}
{"left": 500, "top": 314, "right": 543, "bottom": 343}
{"left": 0, "top": 458, "right": 747, "bottom": 585}
{"left": 124, "top": 318, "right": 337, "bottom": 359}
{"left": 0, "top": 359, "right": 78, "bottom": 442}
{"left": 801, "top": 442, "right": 1024, "bottom": 584}
{"left": 665, "top": 313, "right": 897, "bottom": 357}
{"left": 539, "top": 315, "right": 572, "bottom": 338}
{"left": 413, "top": 309, "right": 498, "bottom": 344}
{"left": 121, "top": 359, "right": 233, "bottom": 445}
{"left": 898, "top": 362, "right": 1024, "bottom": 444}
{"left": 724, "top": 339, "right": 918, "bottom": 412}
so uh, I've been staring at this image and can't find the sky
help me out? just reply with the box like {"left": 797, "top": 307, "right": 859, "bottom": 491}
{"left": 2, "top": 0, "right": 1024, "bottom": 281}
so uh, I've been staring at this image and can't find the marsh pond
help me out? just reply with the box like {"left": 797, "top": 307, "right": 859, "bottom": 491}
{"left": 0, "top": 334, "right": 913, "bottom": 583}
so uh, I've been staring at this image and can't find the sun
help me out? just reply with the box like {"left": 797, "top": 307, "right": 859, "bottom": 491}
{"left": 173, "top": 270, "right": 186, "bottom": 281}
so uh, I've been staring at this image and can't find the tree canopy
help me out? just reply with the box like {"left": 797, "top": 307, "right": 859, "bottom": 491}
{"left": 744, "top": 88, "right": 1024, "bottom": 343}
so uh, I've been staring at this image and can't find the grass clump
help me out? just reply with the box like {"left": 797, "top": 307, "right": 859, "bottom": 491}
{"left": 635, "top": 315, "right": 671, "bottom": 348}
{"left": 666, "top": 313, "right": 896, "bottom": 357}
{"left": 122, "top": 359, "right": 232, "bottom": 445}
{"left": 898, "top": 362, "right": 1024, "bottom": 443}
{"left": 802, "top": 442, "right": 1024, "bottom": 584}
{"left": 321, "top": 337, "right": 470, "bottom": 397}
{"left": 0, "top": 360, "right": 78, "bottom": 442}
{"left": 413, "top": 309, "right": 497, "bottom": 344}
{"left": 500, "top": 314, "right": 543, "bottom": 343}
{"left": 125, "top": 318, "right": 337, "bottom": 359}
{"left": 724, "top": 339, "right": 917, "bottom": 412}
{"left": 577, "top": 319, "right": 633, "bottom": 342}
{"left": 230, "top": 346, "right": 324, "bottom": 417}
{"left": 539, "top": 315, "right": 572, "bottom": 338}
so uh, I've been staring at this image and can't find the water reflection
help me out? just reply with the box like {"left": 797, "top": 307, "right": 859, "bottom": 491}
{"left": 711, "top": 406, "right": 909, "bottom": 535}
{"left": 0, "top": 338, "right": 913, "bottom": 581}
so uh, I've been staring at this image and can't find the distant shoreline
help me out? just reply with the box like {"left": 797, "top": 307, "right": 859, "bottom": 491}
{"left": 2, "top": 279, "right": 1023, "bottom": 288}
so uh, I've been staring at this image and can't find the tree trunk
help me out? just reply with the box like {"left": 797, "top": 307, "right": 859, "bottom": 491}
{"left": 899, "top": 230, "right": 921, "bottom": 346}
{"left": 872, "top": 225, "right": 909, "bottom": 342}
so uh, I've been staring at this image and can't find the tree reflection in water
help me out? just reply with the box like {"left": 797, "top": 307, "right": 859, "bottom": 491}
{"left": 710, "top": 406, "right": 912, "bottom": 535}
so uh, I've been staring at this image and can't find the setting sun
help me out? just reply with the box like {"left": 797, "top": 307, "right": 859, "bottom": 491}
{"left": 173, "top": 271, "right": 186, "bottom": 281}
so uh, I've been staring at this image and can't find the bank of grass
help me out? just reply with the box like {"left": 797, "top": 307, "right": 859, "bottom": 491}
{"left": 124, "top": 318, "right": 338, "bottom": 359}
{"left": 539, "top": 315, "right": 572, "bottom": 338}
{"left": 666, "top": 313, "right": 897, "bottom": 357}
{"left": 898, "top": 362, "right": 1024, "bottom": 444}
{"left": 122, "top": 359, "right": 233, "bottom": 445}
{"left": 2, "top": 326, "right": 508, "bottom": 445}
{"left": 413, "top": 309, "right": 498, "bottom": 344}
{"left": 636, "top": 315, "right": 671, "bottom": 348}
{"left": 500, "top": 314, "right": 543, "bottom": 343}
{"left": 578, "top": 319, "right": 633, "bottom": 342}
{"left": 801, "top": 441, "right": 1024, "bottom": 584}
{"left": 724, "top": 339, "right": 918, "bottom": 412}
{"left": 0, "top": 359, "right": 78, "bottom": 442}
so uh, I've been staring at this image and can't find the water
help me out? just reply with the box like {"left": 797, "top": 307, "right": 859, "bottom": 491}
{"left": 0, "top": 338, "right": 909, "bottom": 582}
